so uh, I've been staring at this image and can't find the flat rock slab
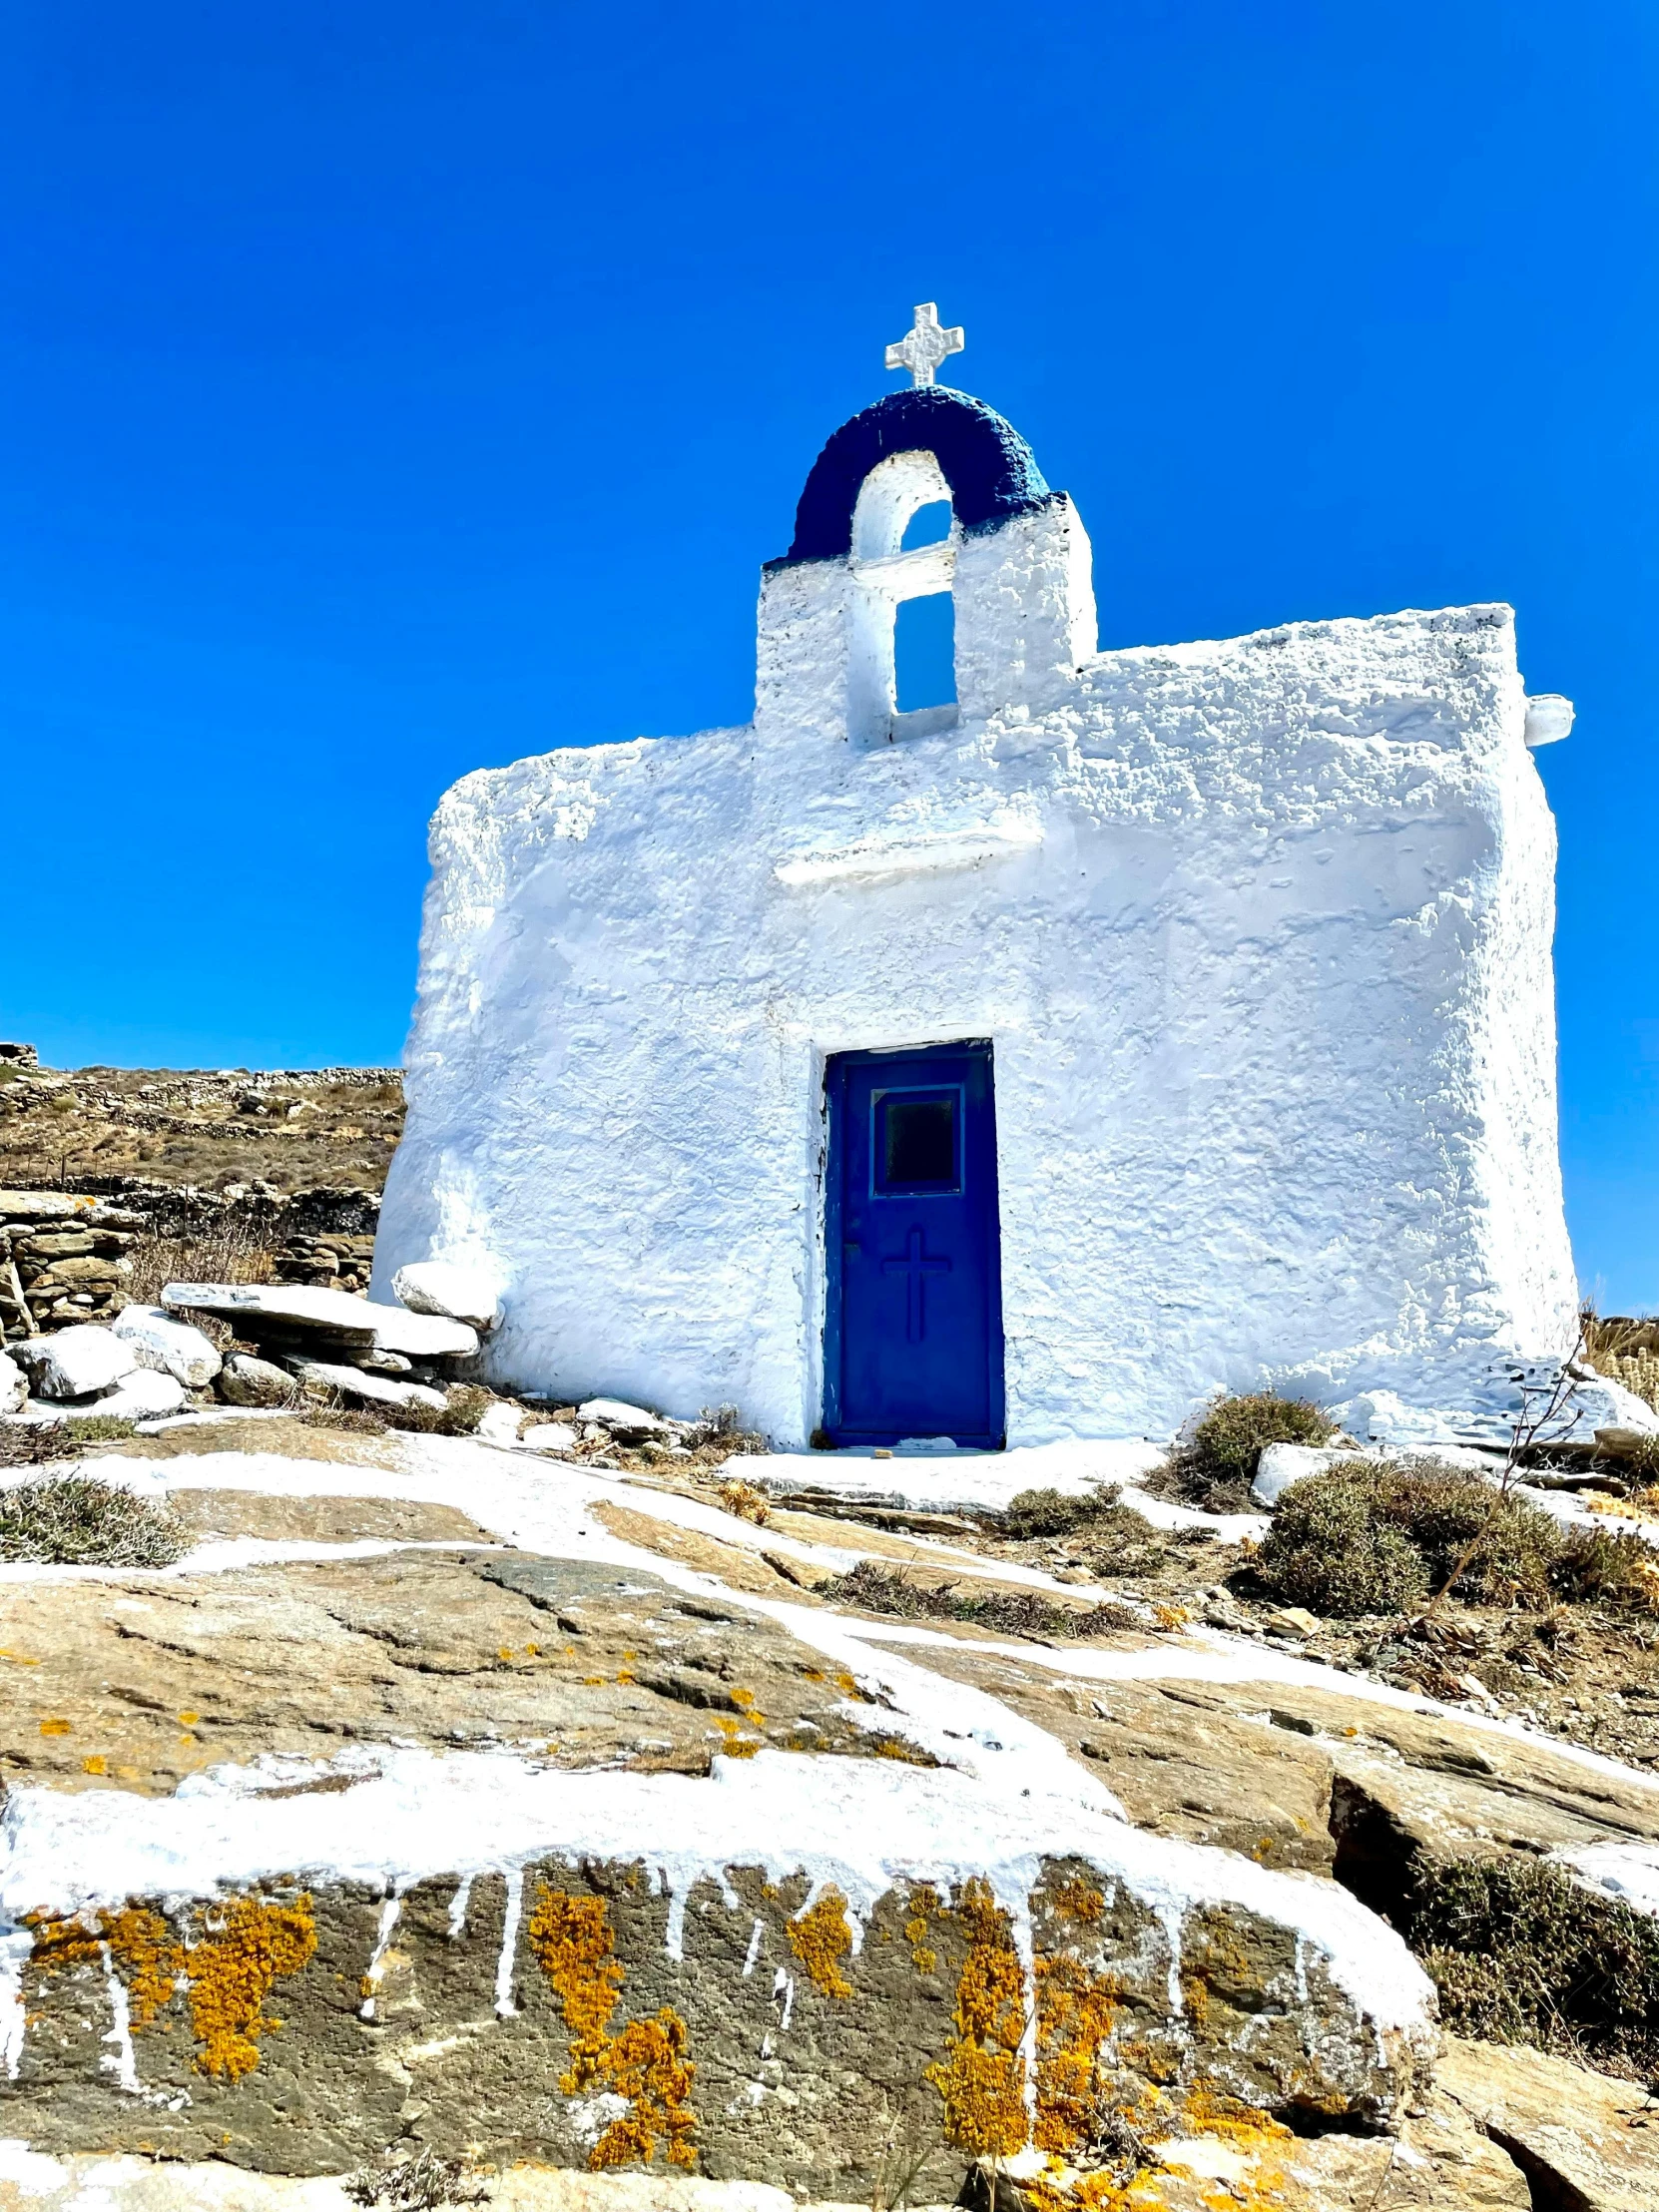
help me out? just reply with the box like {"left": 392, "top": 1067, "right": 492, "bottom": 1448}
{"left": 1436, "top": 2035, "right": 1659, "bottom": 2212}
{"left": 0, "top": 1550, "right": 914, "bottom": 1796}
{"left": 166, "top": 1488, "right": 495, "bottom": 1545}
{"left": 162, "top": 1284, "right": 477, "bottom": 1360}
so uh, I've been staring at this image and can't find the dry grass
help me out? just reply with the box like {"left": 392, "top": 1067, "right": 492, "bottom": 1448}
{"left": 0, "top": 1414, "right": 139, "bottom": 1470}
{"left": 124, "top": 1217, "right": 278, "bottom": 1316}
{"left": 820, "top": 1558, "right": 1138, "bottom": 1640}
{"left": 0, "top": 1472, "right": 191, "bottom": 1565}
{"left": 297, "top": 1384, "right": 492, "bottom": 1439}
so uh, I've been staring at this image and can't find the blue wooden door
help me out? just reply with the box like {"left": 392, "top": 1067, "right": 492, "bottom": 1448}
{"left": 824, "top": 1041, "right": 1004, "bottom": 1447}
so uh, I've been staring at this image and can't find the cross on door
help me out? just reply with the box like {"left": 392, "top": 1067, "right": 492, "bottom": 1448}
{"left": 881, "top": 1225, "right": 951, "bottom": 1343}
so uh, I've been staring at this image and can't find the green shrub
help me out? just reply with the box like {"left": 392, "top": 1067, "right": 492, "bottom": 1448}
{"left": 1254, "top": 1465, "right": 1428, "bottom": 1616}
{"left": 1001, "top": 1483, "right": 1121, "bottom": 1540}
{"left": 1166, "top": 1392, "right": 1336, "bottom": 1509}
{"left": 1256, "top": 1457, "right": 1576, "bottom": 1617}
{"left": 0, "top": 1474, "right": 191, "bottom": 1566}
{"left": 1407, "top": 1854, "right": 1659, "bottom": 2070}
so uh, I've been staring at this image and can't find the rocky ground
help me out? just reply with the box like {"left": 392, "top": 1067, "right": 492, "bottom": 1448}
{"left": 0, "top": 1046, "right": 403, "bottom": 1197}
{"left": 3, "top": 1411, "right": 1659, "bottom": 2211}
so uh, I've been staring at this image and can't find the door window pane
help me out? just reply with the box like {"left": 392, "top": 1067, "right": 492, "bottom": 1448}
{"left": 875, "top": 1091, "right": 958, "bottom": 1193}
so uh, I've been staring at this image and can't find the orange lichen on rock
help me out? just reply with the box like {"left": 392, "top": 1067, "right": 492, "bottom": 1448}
{"left": 526, "top": 1884, "right": 699, "bottom": 2173}
{"left": 590, "top": 2009, "right": 698, "bottom": 2171}
{"left": 185, "top": 1895, "right": 315, "bottom": 2081}
{"left": 28, "top": 1906, "right": 184, "bottom": 2032}
{"left": 904, "top": 1884, "right": 940, "bottom": 1973}
{"left": 787, "top": 1888, "right": 854, "bottom": 1999}
{"left": 526, "top": 1888, "right": 624, "bottom": 2090}
{"left": 1051, "top": 1876, "right": 1105, "bottom": 1926}
{"left": 923, "top": 1879, "right": 1028, "bottom": 2159}
{"left": 1033, "top": 1949, "right": 1122, "bottom": 2155}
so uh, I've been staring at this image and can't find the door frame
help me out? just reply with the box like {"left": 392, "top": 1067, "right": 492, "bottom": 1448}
{"left": 821, "top": 1038, "right": 1006, "bottom": 1449}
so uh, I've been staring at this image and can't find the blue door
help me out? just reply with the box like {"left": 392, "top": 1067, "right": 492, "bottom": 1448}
{"left": 823, "top": 1041, "right": 1004, "bottom": 1447}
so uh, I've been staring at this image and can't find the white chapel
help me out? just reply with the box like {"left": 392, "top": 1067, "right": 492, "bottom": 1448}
{"left": 375, "top": 308, "right": 1579, "bottom": 1448}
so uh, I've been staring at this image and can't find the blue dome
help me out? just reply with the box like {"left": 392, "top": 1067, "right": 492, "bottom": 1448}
{"left": 774, "top": 387, "right": 1052, "bottom": 567}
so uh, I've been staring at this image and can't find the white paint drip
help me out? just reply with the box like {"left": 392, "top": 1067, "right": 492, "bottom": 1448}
{"left": 743, "top": 1918, "right": 764, "bottom": 1976}
{"left": 0, "top": 1926, "right": 27, "bottom": 2081}
{"left": 1158, "top": 1903, "right": 1185, "bottom": 2015}
{"left": 447, "top": 1874, "right": 473, "bottom": 1939}
{"left": 664, "top": 1881, "right": 689, "bottom": 1962}
{"left": 98, "top": 1941, "right": 140, "bottom": 2093}
{"left": 772, "top": 1965, "right": 795, "bottom": 2033}
{"left": 359, "top": 1894, "right": 403, "bottom": 2020}
{"left": 494, "top": 1870, "right": 523, "bottom": 2018}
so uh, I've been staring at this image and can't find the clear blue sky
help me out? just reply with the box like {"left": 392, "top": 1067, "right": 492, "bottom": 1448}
{"left": 2, "top": 3, "right": 1656, "bottom": 1306}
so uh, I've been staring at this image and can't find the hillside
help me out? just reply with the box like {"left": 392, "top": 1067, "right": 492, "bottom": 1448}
{"left": 0, "top": 1046, "right": 403, "bottom": 1195}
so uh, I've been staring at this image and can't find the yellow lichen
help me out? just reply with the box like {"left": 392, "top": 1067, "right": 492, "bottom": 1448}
{"left": 185, "top": 1895, "right": 316, "bottom": 2080}
{"left": 713, "top": 1716, "right": 762, "bottom": 1758}
{"left": 526, "top": 1889, "right": 624, "bottom": 2090}
{"left": 1033, "top": 1949, "right": 1122, "bottom": 2155}
{"left": 923, "top": 1879, "right": 1028, "bottom": 2158}
{"left": 787, "top": 1888, "right": 853, "bottom": 1999}
{"left": 1051, "top": 1876, "right": 1105, "bottom": 1925}
{"left": 591, "top": 2009, "right": 698, "bottom": 2169}
{"left": 526, "top": 1885, "right": 699, "bottom": 2172}
{"left": 29, "top": 1906, "right": 185, "bottom": 2032}
{"left": 904, "top": 1883, "right": 941, "bottom": 1973}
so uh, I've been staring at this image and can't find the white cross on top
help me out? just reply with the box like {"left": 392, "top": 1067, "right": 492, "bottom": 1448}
{"left": 884, "top": 302, "right": 964, "bottom": 388}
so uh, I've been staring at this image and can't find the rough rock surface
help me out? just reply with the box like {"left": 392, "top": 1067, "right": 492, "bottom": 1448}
{"left": 393, "top": 1258, "right": 502, "bottom": 1330}
{"left": 5, "top": 1429, "right": 1651, "bottom": 2210}
{"left": 1436, "top": 2035, "right": 1659, "bottom": 2212}
{"left": 12, "top": 1324, "right": 137, "bottom": 1400}
{"left": 218, "top": 1353, "right": 298, "bottom": 1407}
{"left": 110, "top": 1304, "right": 223, "bottom": 1388}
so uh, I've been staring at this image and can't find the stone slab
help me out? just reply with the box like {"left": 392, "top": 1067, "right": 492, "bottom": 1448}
{"left": 163, "top": 1283, "right": 477, "bottom": 1359}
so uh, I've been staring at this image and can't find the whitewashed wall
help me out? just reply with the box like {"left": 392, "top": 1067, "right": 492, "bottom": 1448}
{"left": 375, "top": 486, "right": 1577, "bottom": 1445}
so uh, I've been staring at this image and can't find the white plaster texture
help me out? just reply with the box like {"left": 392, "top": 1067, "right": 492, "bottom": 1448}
{"left": 375, "top": 452, "right": 1577, "bottom": 1447}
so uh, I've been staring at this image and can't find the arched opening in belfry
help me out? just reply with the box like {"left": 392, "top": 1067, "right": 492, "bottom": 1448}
{"left": 846, "top": 449, "right": 960, "bottom": 739}
{"left": 894, "top": 590, "right": 956, "bottom": 711}
{"left": 900, "top": 499, "right": 952, "bottom": 550}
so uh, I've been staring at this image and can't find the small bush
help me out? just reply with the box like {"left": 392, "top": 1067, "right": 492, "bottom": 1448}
{"left": 1166, "top": 1392, "right": 1336, "bottom": 1510}
{"left": 821, "top": 1558, "right": 1135, "bottom": 1640}
{"left": 0, "top": 1474, "right": 191, "bottom": 1566}
{"left": 1255, "top": 1466, "right": 1429, "bottom": 1617}
{"left": 1000, "top": 1483, "right": 1121, "bottom": 1540}
{"left": 1256, "top": 1457, "right": 1580, "bottom": 1618}
{"left": 1407, "top": 1854, "right": 1659, "bottom": 2070}
{"left": 1555, "top": 1522, "right": 1659, "bottom": 1612}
